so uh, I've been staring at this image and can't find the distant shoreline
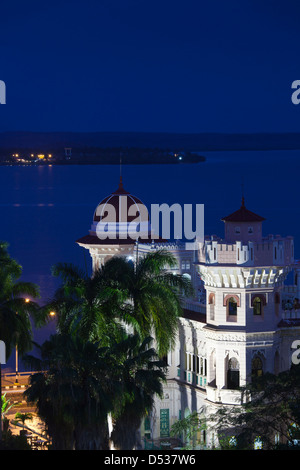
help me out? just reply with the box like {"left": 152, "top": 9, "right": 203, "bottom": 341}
{"left": 1, "top": 130, "right": 300, "bottom": 165}
{"left": 0, "top": 145, "right": 206, "bottom": 166}
{"left": 0, "top": 161, "right": 205, "bottom": 166}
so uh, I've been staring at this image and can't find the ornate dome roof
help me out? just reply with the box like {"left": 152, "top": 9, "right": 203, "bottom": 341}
{"left": 76, "top": 178, "right": 155, "bottom": 246}
{"left": 93, "top": 177, "right": 149, "bottom": 224}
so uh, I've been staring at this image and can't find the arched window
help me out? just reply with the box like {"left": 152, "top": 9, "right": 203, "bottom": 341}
{"left": 251, "top": 294, "right": 266, "bottom": 316}
{"left": 253, "top": 297, "right": 262, "bottom": 316}
{"left": 227, "top": 357, "right": 240, "bottom": 390}
{"left": 208, "top": 293, "right": 215, "bottom": 320}
{"left": 251, "top": 356, "right": 263, "bottom": 377}
{"left": 227, "top": 297, "right": 237, "bottom": 316}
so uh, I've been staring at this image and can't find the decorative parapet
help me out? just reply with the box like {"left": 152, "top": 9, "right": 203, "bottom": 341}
{"left": 198, "top": 265, "right": 291, "bottom": 288}
{"left": 197, "top": 235, "right": 294, "bottom": 267}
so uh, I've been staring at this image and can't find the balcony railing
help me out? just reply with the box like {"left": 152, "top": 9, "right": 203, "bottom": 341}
{"left": 282, "top": 309, "right": 300, "bottom": 320}
{"left": 206, "top": 385, "right": 246, "bottom": 405}
{"left": 181, "top": 369, "right": 207, "bottom": 388}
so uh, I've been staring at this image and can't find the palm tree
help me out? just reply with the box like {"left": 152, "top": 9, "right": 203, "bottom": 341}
{"left": 46, "top": 262, "right": 127, "bottom": 344}
{"left": 100, "top": 249, "right": 193, "bottom": 357}
{"left": 24, "top": 333, "right": 120, "bottom": 450}
{"left": 24, "top": 331, "right": 167, "bottom": 450}
{"left": 14, "top": 412, "right": 33, "bottom": 431}
{"left": 31, "top": 249, "right": 191, "bottom": 448}
{"left": 50, "top": 249, "right": 192, "bottom": 357}
{"left": 0, "top": 241, "right": 40, "bottom": 441}
{"left": 1, "top": 393, "right": 17, "bottom": 418}
{"left": 1, "top": 393, "right": 19, "bottom": 433}
{"left": 110, "top": 335, "right": 167, "bottom": 450}
{"left": 170, "top": 410, "right": 207, "bottom": 449}
{"left": 24, "top": 368, "right": 76, "bottom": 450}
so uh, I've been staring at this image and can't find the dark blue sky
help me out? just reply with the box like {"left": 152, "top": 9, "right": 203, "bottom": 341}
{"left": 0, "top": 0, "right": 300, "bottom": 133}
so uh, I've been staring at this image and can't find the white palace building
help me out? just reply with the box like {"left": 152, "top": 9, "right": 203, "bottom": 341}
{"left": 76, "top": 177, "right": 300, "bottom": 448}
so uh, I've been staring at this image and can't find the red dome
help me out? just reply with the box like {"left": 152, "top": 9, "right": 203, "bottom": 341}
{"left": 93, "top": 177, "right": 149, "bottom": 224}
{"left": 76, "top": 178, "right": 157, "bottom": 246}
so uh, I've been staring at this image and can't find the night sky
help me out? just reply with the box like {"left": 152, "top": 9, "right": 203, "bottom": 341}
{"left": 0, "top": 0, "right": 300, "bottom": 134}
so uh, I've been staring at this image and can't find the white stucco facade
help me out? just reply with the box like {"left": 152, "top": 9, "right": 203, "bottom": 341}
{"left": 77, "top": 183, "right": 300, "bottom": 449}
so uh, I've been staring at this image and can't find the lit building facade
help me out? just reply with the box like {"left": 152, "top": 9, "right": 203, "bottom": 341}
{"left": 77, "top": 181, "right": 300, "bottom": 448}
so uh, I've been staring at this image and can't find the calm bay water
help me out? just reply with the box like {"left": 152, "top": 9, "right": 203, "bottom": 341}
{"left": 1, "top": 150, "right": 300, "bottom": 369}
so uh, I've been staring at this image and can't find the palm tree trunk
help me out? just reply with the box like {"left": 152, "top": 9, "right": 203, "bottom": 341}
{"left": 111, "top": 413, "right": 142, "bottom": 450}
{"left": 75, "top": 421, "right": 109, "bottom": 450}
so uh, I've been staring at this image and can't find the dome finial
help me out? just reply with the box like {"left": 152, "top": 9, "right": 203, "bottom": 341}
{"left": 119, "top": 152, "right": 123, "bottom": 189}
{"left": 241, "top": 180, "right": 245, "bottom": 207}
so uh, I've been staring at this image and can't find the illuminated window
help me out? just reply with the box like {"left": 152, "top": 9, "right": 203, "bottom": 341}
{"left": 253, "top": 297, "right": 262, "bottom": 316}
{"left": 224, "top": 295, "right": 239, "bottom": 322}
{"left": 252, "top": 356, "right": 263, "bottom": 377}
{"left": 181, "top": 260, "right": 191, "bottom": 270}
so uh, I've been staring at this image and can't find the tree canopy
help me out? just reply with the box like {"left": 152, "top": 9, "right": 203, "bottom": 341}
{"left": 210, "top": 365, "right": 300, "bottom": 450}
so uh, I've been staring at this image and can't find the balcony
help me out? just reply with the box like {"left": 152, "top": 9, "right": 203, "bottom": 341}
{"left": 282, "top": 309, "right": 300, "bottom": 320}
{"left": 205, "top": 385, "right": 246, "bottom": 405}
{"left": 181, "top": 370, "right": 207, "bottom": 388}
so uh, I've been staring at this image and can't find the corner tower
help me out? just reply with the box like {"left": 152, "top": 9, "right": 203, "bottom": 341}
{"left": 221, "top": 197, "right": 265, "bottom": 243}
{"left": 197, "top": 199, "right": 294, "bottom": 403}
